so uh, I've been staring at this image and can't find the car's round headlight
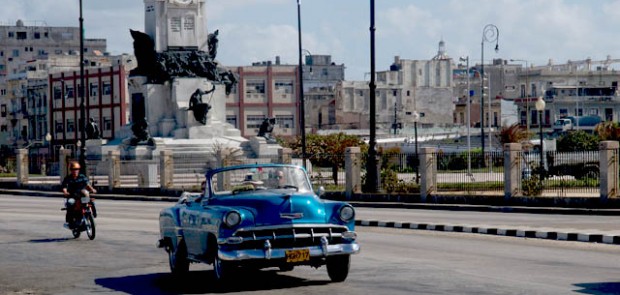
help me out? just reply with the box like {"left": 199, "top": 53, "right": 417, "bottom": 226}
{"left": 339, "top": 205, "right": 355, "bottom": 222}
{"left": 224, "top": 211, "right": 241, "bottom": 227}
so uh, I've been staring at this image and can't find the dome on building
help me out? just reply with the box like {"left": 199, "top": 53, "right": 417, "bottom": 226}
{"left": 432, "top": 39, "right": 450, "bottom": 60}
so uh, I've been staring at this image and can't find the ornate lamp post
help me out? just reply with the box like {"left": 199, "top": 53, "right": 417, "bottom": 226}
{"left": 480, "top": 24, "right": 499, "bottom": 158}
{"left": 459, "top": 56, "right": 472, "bottom": 175}
{"left": 412, "top": 111, "right": 420, "bottom": 183}
{"left": 535, "top": 94, "right": 546, "bottom": 180}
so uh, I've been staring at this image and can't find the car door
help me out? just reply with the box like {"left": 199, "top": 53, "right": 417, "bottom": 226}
{"left": 179, "top": 201, "right": 203, "bottom": 256}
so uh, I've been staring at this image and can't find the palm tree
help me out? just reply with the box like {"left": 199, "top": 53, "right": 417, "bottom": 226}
{"left": 497, "top": 123, "right": 531, "bottom": 145}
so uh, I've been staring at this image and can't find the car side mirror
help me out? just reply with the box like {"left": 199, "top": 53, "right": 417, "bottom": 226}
{"left": 316, "top": 186, "right": 325, "bottom": 197}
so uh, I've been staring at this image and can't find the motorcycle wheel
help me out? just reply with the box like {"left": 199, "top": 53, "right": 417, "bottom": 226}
{"left": 72, "top": 229, "right": 81, "bottom": 239}
{"left": 85, "top": 214, "right": 96, "bottom": 240}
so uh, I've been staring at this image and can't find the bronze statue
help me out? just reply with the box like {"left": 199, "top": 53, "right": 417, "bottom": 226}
{"left": 188, "top": 86, "right": 215, "bottom": 125}
{"left": 207, "top": 29, "right": 219, "bottom": 59}
{"left": 130, "top": 117, "right": 155, "bottom": 147}
{"left": 85, "top": 117, "right": 101, "bottom": 140}
{"left": 257, "top": 118, "right": 276, "bottom": 141}
{"left": 129, "top": 28, "right": 238, "bottom": 93}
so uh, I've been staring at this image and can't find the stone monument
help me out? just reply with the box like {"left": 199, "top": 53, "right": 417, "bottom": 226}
{"left": 90, "top": 0, "right": 265, "bottom": 163}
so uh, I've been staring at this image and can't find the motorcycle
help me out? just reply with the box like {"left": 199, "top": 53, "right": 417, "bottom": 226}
{"left": 62, "top": 189, "right": 96, "bottom": 240}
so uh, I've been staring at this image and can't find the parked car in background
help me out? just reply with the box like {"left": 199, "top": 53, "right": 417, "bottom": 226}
{"left": 157, "top": 163, "right": 360, "bottom": 282}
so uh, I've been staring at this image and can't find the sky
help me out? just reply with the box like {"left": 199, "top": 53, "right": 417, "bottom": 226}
{"left": 3, "top": 0, "right": 620, "bottom": 80}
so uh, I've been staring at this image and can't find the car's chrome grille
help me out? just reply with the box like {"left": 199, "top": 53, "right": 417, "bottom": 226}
{"left": 232, "top": 225, "right": 349, "bottom": 249}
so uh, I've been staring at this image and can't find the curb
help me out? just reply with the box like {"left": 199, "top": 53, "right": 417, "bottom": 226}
{"left": 355, "top": 220, "right": 620, "bottom": 245}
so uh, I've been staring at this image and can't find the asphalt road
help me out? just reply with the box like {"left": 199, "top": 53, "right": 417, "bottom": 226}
{"left": 2, "top": 195, "right": 620, "bottom": 294}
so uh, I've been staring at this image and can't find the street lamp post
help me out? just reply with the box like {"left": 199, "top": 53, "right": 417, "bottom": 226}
{"left": 365, "top": 0, "right": 380, "bottom": 192}
{"left": 480, "top": 24, "right": 499, "bottom": 158}
{"left": 412, "top": 111, "right": 420, "bottom": 184}
{"left": 459, "top": 56, "right": 471, "bottom": 174}
{"left": 78, "top": 0, "right": 87, "bottom": 174}
{"left": 535, "top": 94, "right": 546, "bottom": 180}
{"left": 43, "top": 132, "right": 51, "bottom": 175}
{"left": 296, "top": 0, "right": 307, "bottom": 168}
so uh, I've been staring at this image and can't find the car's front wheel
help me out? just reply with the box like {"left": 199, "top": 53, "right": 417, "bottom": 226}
{"left": 213, "top": 254, "right": 231, "bottom": 281}
{"left": 326, "top": 254, "right": 350, "bottom": 282}
{"left": 168, "top": 241, "right": 189, "bottom": 276}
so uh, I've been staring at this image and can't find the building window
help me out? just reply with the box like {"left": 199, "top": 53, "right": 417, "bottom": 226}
{"left": 103, "top": 117, "right": 112, "bottom": 131}
{"left": 16, "top": 32, "right": 27, "bottom": 40}
{"left": 65, "top": 86, "right": 74, "bottom": 99}
{"left": 66, "top": 119, "right": 75, "bottom": 133}
{"left": 245, "top": 80, "right": 265, "bottom": 95}
{"left": 12, "top": 49, "right": 19, "bottom": 57}
{"left": 8, "top": 32, "right": 14, "bottom": 38}
{"left": 393, "top": 90, "right": 398, "bottom": 96}
{"left": 559, "top": 108, "right": 568, "bottom": 117}
{"left": 102, "top": 82, "right": 111, "bottom": 95}
{"left": 274, "top": 81, "right": 293, "bottom": 95}
{"left": 34, "top": 32, "right": 40, "bottom": 39}
{"left": 55, "top": 121, "right": 64, "bottom": 133}
{"left": 226, "top": 115, "right": 237, "bottom": 128}
{"left": 0, "top": 104, "right": 5, "bottom": 117}
{"left": 246, "top": 115, "right": 266, "bottom": 129}
{"left": 90, "top": 83, "right": 98, "bottom": 97}
{"left": 276, "top": 115, "right": 294, "bottom": 129}
{"left": 53, "top": 87, "right": 62, "bottom": 99}
{"left": 0, "top": 125, "right": 6, "bottom": 132}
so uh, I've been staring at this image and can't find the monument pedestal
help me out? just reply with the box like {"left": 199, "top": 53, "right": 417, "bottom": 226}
{"left": 250, "top": 136, "right": 280, "bottom": 158}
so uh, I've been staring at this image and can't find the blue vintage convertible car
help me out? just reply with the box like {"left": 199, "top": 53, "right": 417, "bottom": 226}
{"left": 158, "top": 163, "right": 360, "bottom": 282}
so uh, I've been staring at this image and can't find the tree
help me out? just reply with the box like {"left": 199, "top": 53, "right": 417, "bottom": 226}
{"left": 595, "top": 121, "right": 620, "bottom": 141}
{"left": 496, "top": 123, "right": 531, "bottom": 145}
{"left": 556, "top": 130, "right": 599, "bottom": 151}
{"left": 278, "top": 133, "right": 368, "bottom": 184}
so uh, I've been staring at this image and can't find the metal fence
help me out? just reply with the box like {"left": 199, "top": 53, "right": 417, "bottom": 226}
{"left": 435, "top": 150, "right": 504, "bottom": 194}
{"left": 520, "top": 150, "right": 599, "bottom": 197}
{"left": 9, "top": 148, "right": 610, "bottom": 198}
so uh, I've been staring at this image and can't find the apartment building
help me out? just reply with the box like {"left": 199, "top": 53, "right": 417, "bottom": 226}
{"left": 48, "top": 64, "right": 129, "bottom": 160}
{"left": 0, "top": 20, "right": 106, "bottom": 78}
{"left": 224, "top": 59, "right": 299, "bottom": 138}
{"left": 510, "top": 58, "right": 620, "bottom": 129}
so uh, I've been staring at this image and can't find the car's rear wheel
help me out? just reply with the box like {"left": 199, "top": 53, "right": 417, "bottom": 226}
{"left": 168, "top": 241, "right": 189, "bottom": 275}
{"left": 326, "top": 254, "right": 350, "bottom": 282}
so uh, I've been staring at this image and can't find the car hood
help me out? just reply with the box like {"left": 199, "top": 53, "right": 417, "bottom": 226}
{"left": 210, "top": 191, "right": 327, "bottom": 226}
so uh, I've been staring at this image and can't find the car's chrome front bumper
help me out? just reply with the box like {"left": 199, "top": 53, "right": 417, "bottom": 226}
{"left": 218, "top": 236, "right": 360, "bottom": 261}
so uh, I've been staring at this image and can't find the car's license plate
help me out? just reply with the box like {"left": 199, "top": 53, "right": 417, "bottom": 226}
{"left": 285, "top": 249, "right": 310, "bottom": 263}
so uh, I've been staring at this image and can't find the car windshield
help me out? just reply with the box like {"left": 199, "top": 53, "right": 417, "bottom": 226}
{"left": 210, "top": 166, "right": 313, "bottom": 195}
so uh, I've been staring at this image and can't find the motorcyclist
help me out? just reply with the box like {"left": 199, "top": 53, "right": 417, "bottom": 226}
{"left": 61, "top": 161, "right": 97, "bottom": 228}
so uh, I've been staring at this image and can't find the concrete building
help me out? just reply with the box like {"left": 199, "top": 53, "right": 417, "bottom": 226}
{"left": 453, "top": 59, "right": 519, "bottom": 129}
{"left": 302, "top": 54, "right": 345, "bottom": 131}
{"left": 337, "top": 40, "right": 455, "bottom": 133}
{"left": 0, "top": 20, "right": 106, "bottom": 78}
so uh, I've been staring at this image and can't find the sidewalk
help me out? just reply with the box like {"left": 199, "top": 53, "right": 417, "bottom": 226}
{"left": 2, "top": 186, "right": 620, "bottom": 246}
